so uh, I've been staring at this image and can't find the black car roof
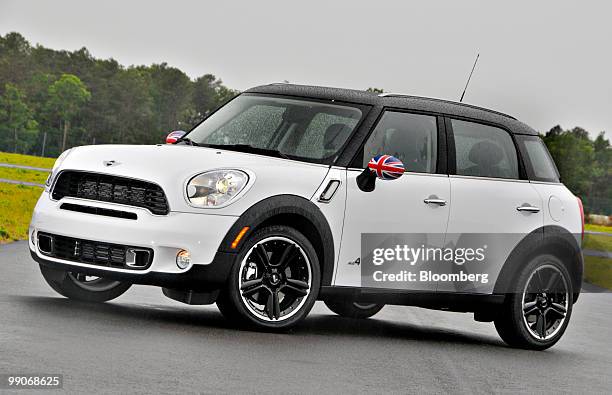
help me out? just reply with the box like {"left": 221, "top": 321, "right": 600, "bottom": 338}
{"left": 245, "top": 83, "right": 538, "bottom": 136}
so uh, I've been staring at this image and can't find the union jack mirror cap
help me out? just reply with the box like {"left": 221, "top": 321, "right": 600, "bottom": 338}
{"left": 166, "top": 130, "right": 186, "bottom": 144}
{"left": 368, "top": 155, "right": 405, "bottom": 180}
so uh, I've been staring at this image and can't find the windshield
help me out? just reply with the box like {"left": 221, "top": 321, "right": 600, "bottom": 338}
{"left": 185, "top": 94, "right": 365, "bottom": 164}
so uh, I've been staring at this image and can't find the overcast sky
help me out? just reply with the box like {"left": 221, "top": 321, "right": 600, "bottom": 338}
{"left": 1, "top": 0, "right": 610, "bottom": 139}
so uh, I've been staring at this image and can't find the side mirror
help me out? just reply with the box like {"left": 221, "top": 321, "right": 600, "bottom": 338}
{"left": 166, "top": 130, "right": 186, "bottom": 144}
{"left": 357, "top": 155, "right": 404, "bottom": 192}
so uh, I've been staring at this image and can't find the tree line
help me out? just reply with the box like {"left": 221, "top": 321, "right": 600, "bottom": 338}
{"left": 0, "top": 32, "right": 238, "bottom": 157}
{"left": 0, "top": 32, "right": 610, "bottom": 214}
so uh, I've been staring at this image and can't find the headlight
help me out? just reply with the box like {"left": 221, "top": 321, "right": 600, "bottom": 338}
{"left": 186, "top": 170, "right": 249, "bottom": 207}
{"left": 45, "top": 149, "right": 73, "bottom": 191}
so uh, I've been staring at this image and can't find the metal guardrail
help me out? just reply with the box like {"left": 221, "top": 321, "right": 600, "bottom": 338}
{"left": 0, "top": 163, "right": 49, "bottom": 188}
{"left": 0, "top": 178, "right": 45, "bottom": 188}
{"left": 0, "top": 163, "right": 51, "bottom": 172}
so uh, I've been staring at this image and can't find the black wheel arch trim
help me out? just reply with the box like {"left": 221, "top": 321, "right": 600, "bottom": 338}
{"left": 493, "top": 225, "right": 583, "bottom": 302}
{"left": 217, "top": 194, "right": 335, "bottom": 286}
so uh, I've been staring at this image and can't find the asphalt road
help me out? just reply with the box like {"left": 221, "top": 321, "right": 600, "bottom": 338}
{"left": 1, "top": 241, "right": 611, "bottom": 394}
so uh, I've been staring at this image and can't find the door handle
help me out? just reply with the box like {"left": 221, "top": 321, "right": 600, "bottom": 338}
{"left": 424, "top": 196, "right": 447, "bottom": 206}
{"left": 516, "top": 205, "right": 540, "bottom": 213}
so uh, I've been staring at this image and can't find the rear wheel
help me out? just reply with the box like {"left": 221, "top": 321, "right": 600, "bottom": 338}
{"left": 217, "top": 225, "right": 320, "bottom": 330}
{"left": 325, "top": 300, "right": 384, "bottom": 319}
{"left": 39, "top": 264, "right": 132, "bottom": 303}
{"left": 494, "top": 255, "right": 573, "bottom": 350}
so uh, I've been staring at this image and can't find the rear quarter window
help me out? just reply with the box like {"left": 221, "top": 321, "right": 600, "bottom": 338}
{"left": 516, "top": 135, "right": 560, "bottom": 183}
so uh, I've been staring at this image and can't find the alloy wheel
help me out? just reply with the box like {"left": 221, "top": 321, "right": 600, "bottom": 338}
{"left": 521, "top": 264, "right": 569, "bottom": 340}
{"left": 238, "top": 236, "right": 312, "bottom": 322}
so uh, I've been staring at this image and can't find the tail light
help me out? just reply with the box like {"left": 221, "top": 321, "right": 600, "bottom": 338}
{"left": 577, "top": 197, "right": 584, "bottom": 242}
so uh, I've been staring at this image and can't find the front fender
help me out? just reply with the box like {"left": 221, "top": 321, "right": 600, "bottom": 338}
{"left": 216, "top": 194, "right": 335, "bottom": 286}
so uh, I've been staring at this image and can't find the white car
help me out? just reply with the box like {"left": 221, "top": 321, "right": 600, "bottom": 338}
{"left": 29, "top": 84, "right": 583, "bottom": 350}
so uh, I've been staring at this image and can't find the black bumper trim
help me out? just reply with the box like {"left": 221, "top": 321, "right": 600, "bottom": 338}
{"left": 319, "top": 286, "right": 506, "bottom": 313}
{"left": 31, "top": 249, "right": 235, "bottom": 291}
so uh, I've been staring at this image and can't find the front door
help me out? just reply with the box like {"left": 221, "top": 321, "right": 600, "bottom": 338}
{"left": 334, "top": 110, "right": 450, "bottom": 289}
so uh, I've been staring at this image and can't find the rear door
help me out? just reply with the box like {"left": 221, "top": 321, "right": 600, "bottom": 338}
{"left": 440, "top": 118, "right": 544, "bottom": 293}
{"left": 334, "top": 110, "right": 450, "bottom": 288}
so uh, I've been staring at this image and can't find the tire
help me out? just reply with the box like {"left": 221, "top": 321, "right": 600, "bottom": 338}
{"left": 217, "top": 225, "right": 321, "bottom": 331}
{"left": 325, "top": 301, "right": 384, "bottom": 319}
{"left": 494, "top": 254, "right": 573, "bottom": 350}
{"left": 39, "top": 264, "right": 132, "bottom": 303}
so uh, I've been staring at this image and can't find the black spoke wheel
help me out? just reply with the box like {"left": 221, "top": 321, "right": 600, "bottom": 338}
{"left": 494, "top": 254, "right": 573, "bottom": 350}
{"left": 39, "top": 264, "right": 132, "bottom": 302}
{"left": 217, "top": 225, "right": 320, "bottom": 330}
{"left": 521, "top": 265, "right": 569, "bottom": 340}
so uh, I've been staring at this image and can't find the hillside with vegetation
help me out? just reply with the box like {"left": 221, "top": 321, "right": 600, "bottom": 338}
{"left": 0, "top": 32, "right": 238, "bottom": 158}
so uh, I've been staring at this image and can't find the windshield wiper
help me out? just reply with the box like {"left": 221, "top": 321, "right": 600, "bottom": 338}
{"left": 177, "top": 137, "right": 199, "bottom": 146}
{"left": 201, "top": 143, "right": 291, "bottom": 160}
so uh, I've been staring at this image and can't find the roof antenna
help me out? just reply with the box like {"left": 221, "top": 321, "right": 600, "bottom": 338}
{"left": 459, "top": 53, "right": 479, "bottom": 102}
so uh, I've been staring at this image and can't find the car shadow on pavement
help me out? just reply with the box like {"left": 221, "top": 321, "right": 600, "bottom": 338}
{"left": 9, "top": 294, "right": 568, "bottom": 353}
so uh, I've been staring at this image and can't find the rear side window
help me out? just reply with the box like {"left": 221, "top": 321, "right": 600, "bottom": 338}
{"left": 362, "top": 111, "right": 437, "bottom": 173}
{"left": 451, "top": 119, "right": 519, "bottom": 179}
{"left": 517, "top": 135, "right": 559, "bottom": 182}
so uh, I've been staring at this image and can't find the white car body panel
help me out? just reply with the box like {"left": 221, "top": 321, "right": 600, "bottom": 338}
{"left": 311, "top": 167, "right": 348, "bottom": 277}
{"left": 530, "top": 182, "right": 582, "bottom": 236}
{"left": 334, "top": 170, "right": 451, "bottom": 288}
{"left": 440, "top": 176, "right": 544, "bottom": 293}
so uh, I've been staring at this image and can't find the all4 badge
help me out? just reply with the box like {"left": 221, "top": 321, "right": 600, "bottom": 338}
{"left": 348, "top": 257, "right": 360, "bottom": 266}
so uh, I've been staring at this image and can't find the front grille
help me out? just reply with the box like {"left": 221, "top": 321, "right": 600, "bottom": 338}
{"left": 52, "top": 171, "right": 169, "bottom": 215}
{"left": 37, "top": 232, "right": 153, "bottom": 270}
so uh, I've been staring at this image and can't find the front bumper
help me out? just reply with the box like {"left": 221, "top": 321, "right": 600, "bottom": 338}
{"left": 31, "top": 249, "right": 235, "bottom": 290}
{"left": 29, "top": 192, "right": 239, "bottom": 288}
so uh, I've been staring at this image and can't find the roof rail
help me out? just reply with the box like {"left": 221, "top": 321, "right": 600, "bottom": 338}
{"left": 378, "top": 92, "right": 516, "bottom": 120}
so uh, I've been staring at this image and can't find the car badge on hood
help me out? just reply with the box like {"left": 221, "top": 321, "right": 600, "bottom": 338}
{"left": 103, "top": 160, "right": 120, "bottom": 167}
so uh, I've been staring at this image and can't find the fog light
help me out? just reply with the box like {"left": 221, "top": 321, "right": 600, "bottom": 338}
{"left": 176, "top": 250, "right": 191, "bottom": 269}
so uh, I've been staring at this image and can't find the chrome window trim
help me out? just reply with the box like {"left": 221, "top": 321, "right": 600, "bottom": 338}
{"left": 529, "top": 180, "right": 563, "bottom": 186}
{"left": 449, "top": 174, "right": 529, "bottom": 183}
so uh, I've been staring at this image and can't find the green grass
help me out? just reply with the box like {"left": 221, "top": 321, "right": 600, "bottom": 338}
{"left": 585, "top": 223, "right": 612, "bottom": 234}
{"left": 583, "top": 233, "right": 612, "bottom": 252}
{"left": 0, "top": 167, "right": 49, "bottom": 184}
{"left": 584, "top": 255, "right": 612, "bottom": 290}
{"left": 0, "top": 151, "right": 55, "bottom": 169}
{"left": 0, "top": 183, "right": 42, "bottom": 243}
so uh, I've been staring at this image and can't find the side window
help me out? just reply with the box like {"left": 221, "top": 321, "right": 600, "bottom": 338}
{"left": 451, "top": 119, "right": 519, "bottom": 179}
{"left": 362, "top": 111, "right": 437, "bottom": 173}
{"left": 518, "top": 135, "right": 559, "bottom": 182}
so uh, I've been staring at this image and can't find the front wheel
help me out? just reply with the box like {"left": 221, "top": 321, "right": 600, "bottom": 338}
{"left": 494, "top": 255, "right": 573, "bottom": 350}
{"left": 325, "top": 300, "right": 384, "bottom": 319}
{"left": 217, "top": 225, "right": 320, "bottom": 330}
{"left": 39, "top": 264, "right": 132, "bottom": 303}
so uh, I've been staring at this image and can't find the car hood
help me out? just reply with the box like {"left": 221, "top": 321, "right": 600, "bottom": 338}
{"left": 57, "top": 144, "right": 331, "bottom": 215}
